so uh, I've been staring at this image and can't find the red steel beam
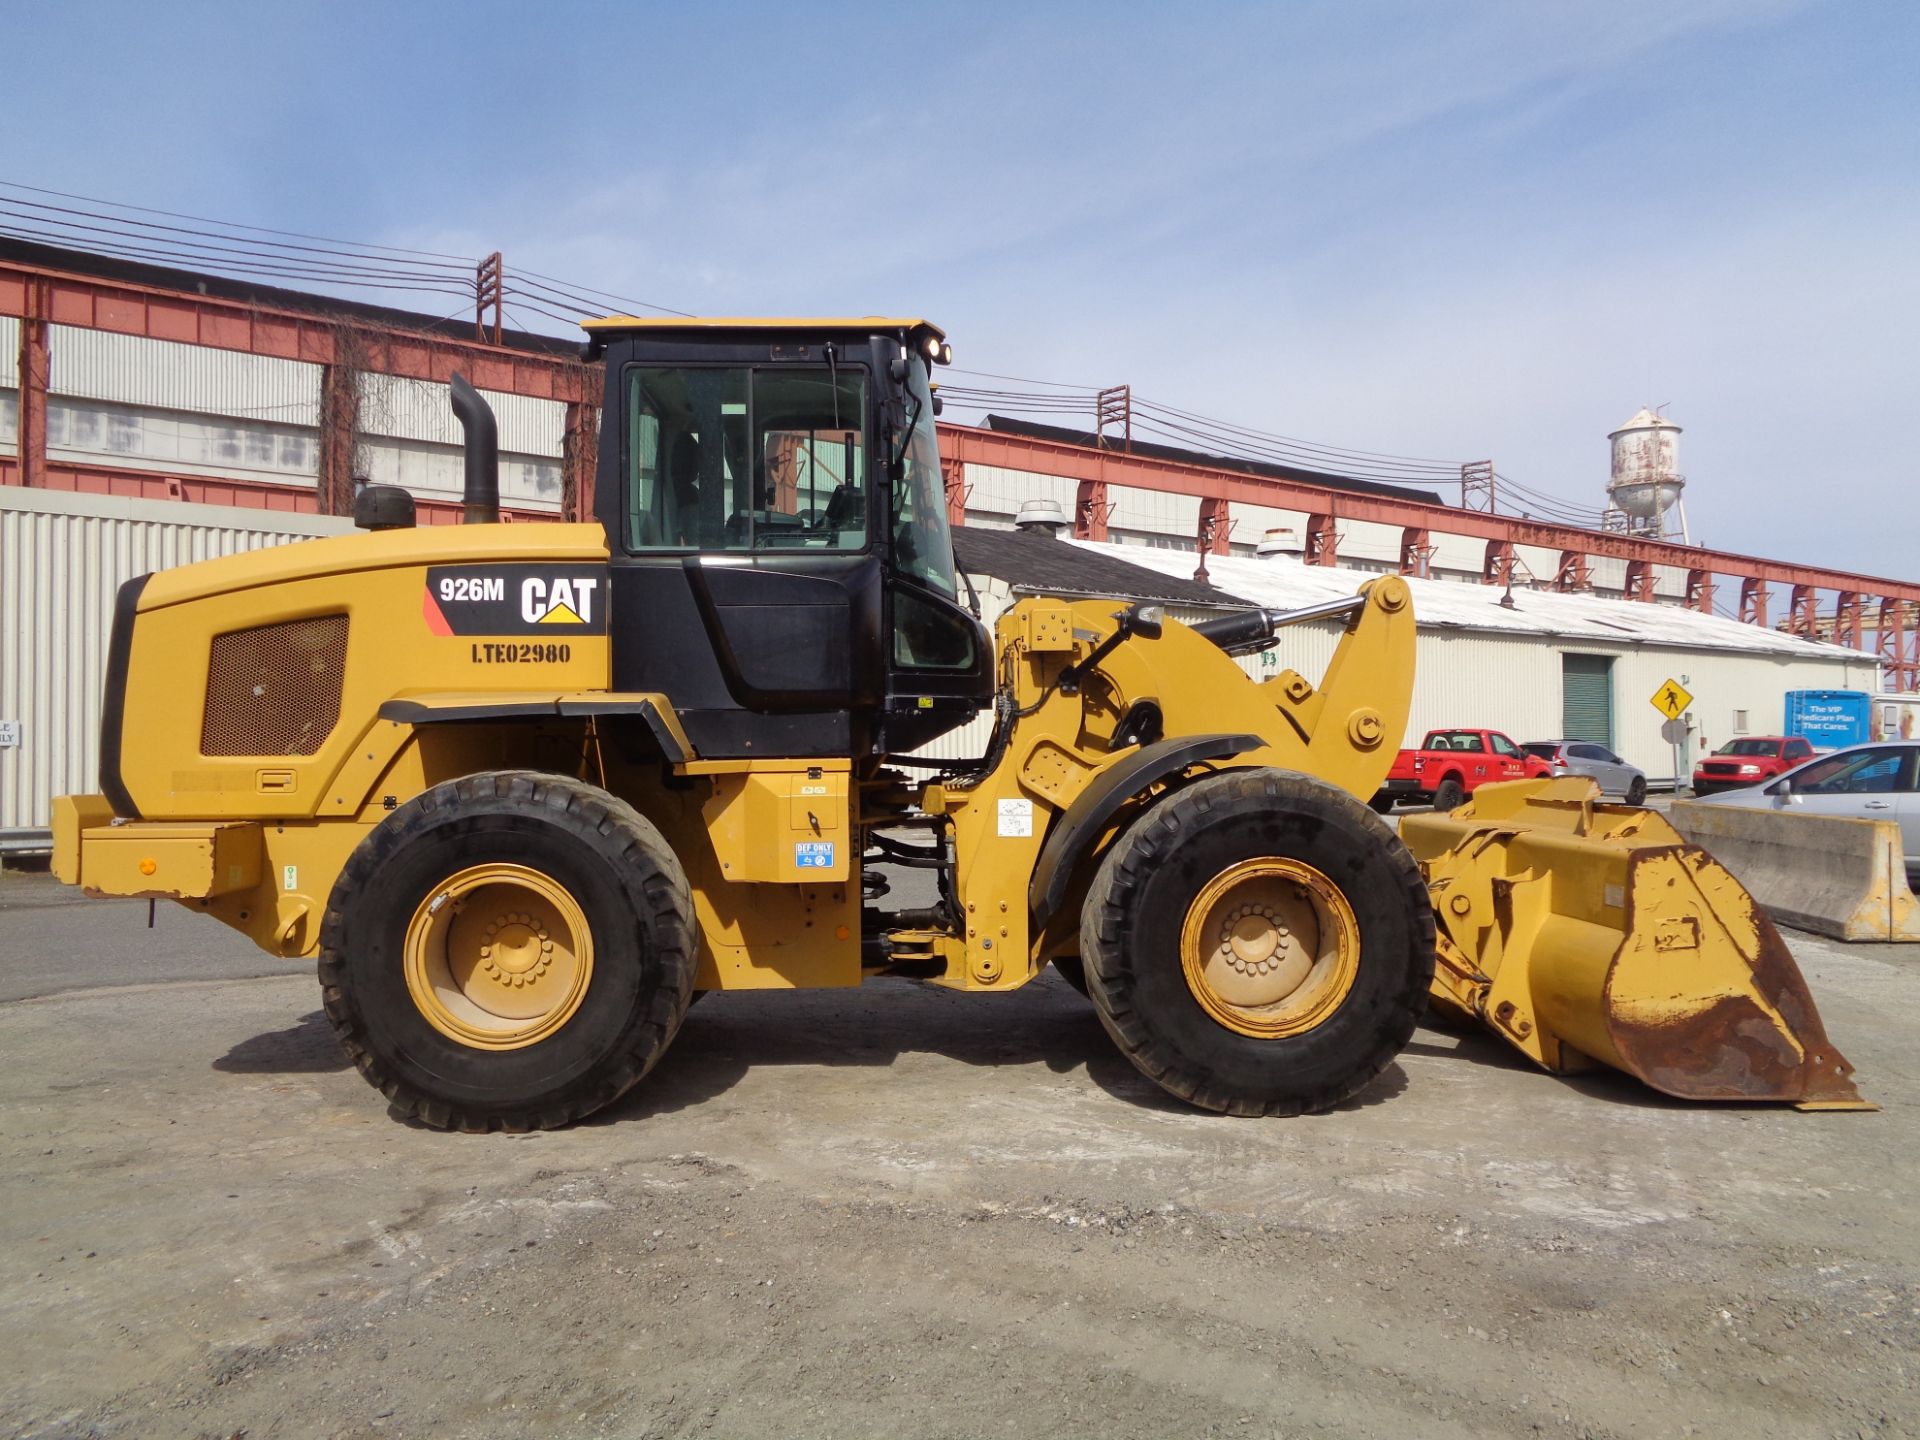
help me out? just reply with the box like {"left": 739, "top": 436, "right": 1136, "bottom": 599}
{"left": 1880, "top": 599, "right": 1918, "bottom": 694}
{"left": 1554, "top": 549, "right": 1591, "bottom": 592}
{"left": 1788, "top": 584, "right": 1820, "bottom": 638}
{"left": 1304, "top": 511, "right": 1338, "bottom": 566}
{"left": 563, "top": 401, "right": 600, "bottom": 524}
{"left": 1199, "top": 495, "right": 1231, "bottom": 556}
{"left": 1483, "top": 538, "right": 1516, "bottom": 586}
{"left": 0, "top": 257, "right": 595, "bottom": 402}
{"left": 0, "top": 458, "right": 552, "bottom": 523}
{"left": 6, "top": 251, "right": 1915, "bottom": 622}
{"left": 1074, "top": 478, "right": 1110, "bottom": 542}
{"left": 939, "top": 422, "right": 1920, "bottom": 604}
{"left": 1625, "top": 559, "right": 1656, "bottom": 602}
{"left": 1686, "top": 568, "right": 1716, "bottom": 615}
{"left": 15, "top": 277, "right": 50, "bottom": 486}
{"left": 1398, "top": 526, "right": 1432, "bottom": 579}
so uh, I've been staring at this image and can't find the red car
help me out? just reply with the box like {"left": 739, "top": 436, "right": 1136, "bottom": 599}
{"left": 1372, "top": 728, "right": 1553, "bottom": 813}
{"left": 1691, "top": 736, "right": 1816, "bottom": 796}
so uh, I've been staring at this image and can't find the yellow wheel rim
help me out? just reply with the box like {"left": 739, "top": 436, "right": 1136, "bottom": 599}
{"left": 402, "top": 863, "right": 594, "bottom": 1051}
{"left": 1179, "top": 857, "right": 1360, "bottom": 1038}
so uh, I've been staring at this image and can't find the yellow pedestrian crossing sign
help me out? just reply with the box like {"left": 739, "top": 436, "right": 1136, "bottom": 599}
{"left": 1650, "top": 678, "right": 1693, "bottom": 720}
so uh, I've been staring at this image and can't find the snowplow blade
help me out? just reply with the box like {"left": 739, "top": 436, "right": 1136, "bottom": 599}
{"left": 1401, "top": 778, "right": 1871, "bottom": 1111}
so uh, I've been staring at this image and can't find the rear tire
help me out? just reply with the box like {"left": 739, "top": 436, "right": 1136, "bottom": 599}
{"left": 1369, "top": 792, "right": 1397, "bottom": 815}
{"left": 319, "top": 771, "right": 695, "bottom": 1132}
{"left": 1626, "top": 775, "right": 1648, "bottom": 806}
{"left": 1079, "top": 768, "right": 1434, "bottom": 1116}
{"left": 1431, "top": 775, "right": 1465, "bottom": 813}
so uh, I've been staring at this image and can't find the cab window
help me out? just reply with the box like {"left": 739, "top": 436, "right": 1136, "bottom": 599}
{"left": 1488, "top": 733, "right": 1519, "bottom": 757}
{"left": 626, "top": 366, "right": 867, "bottom": 553}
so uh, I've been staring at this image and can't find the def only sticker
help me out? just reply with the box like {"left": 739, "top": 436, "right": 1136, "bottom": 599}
{"left": 423, "top": 564, "right": 608, "bottom": 662}
{"left": 795, "top": 841, "right": 836, "bottom": 870}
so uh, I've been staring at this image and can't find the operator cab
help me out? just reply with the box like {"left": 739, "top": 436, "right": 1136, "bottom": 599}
{"left": 585, "top": 317, "right": 991, "bottom": 758}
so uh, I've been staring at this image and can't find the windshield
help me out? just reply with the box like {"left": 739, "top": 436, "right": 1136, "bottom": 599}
{"left": 891, "top": 355, "right": 957, "bottom": 598}
{"left": 1716, "top": 739, "right": 1782, "bottom": 757}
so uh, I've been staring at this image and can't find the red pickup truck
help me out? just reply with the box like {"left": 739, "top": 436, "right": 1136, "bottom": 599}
{"left": 1371, "top": 728, "right": 1552, "bottom": 813}
{"left": 1690, "top": 735, "right": 1815, "bottom": 796}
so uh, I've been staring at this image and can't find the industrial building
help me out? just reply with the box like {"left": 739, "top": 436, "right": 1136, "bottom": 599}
{"left": 2, "top": 236, "right": 1915, "bottom": 846}
{"left": 931, "top": 516, "right": 1878, "bottom": 778}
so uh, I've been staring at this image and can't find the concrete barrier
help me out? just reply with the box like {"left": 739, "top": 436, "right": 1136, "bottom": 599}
{"left": 1668, "top": 801, "right": 1920, "bottom": 942}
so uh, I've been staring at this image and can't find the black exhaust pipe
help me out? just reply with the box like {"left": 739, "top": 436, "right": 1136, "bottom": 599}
{"left": 449, "top": 372, "right": 500, "bottom": 524}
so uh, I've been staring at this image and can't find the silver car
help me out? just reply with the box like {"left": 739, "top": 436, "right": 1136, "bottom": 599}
{"left": 1521, "top": 740, "right": 1648, "bottom": 805}
{"left": 1692, "top": 739, "right": 1920, "bottom": 881}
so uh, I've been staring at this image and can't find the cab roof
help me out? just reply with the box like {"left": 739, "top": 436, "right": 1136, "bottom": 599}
{"left": 581, "top": 315, "right": 944, "bottom": 341}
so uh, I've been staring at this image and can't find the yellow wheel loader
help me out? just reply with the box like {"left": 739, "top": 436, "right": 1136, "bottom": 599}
{"left": 49, "top": 318, "right": 1868, "bottom": 1129}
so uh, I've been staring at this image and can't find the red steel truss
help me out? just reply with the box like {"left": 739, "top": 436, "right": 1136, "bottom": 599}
{"left": 937, "top": 423, "right": 1918, "bottom": 689}
{"left": 3, "top": 255, "right": 1914, "bottom": 687}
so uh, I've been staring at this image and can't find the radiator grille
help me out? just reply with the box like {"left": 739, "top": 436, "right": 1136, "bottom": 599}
{"left": 201, "top": 615, "right": 350, "bottom": 757}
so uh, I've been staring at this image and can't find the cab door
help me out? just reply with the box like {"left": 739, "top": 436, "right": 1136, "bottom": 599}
{"left": 602, "top": 354, "right": 885, "bottom": 756}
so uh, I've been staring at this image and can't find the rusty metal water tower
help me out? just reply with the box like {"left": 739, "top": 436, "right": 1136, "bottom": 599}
{"left": 1603, "top": 406, "right": 1691, "bottom": 543}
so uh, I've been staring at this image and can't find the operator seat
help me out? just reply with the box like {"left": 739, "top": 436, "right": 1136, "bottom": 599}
{"left": 668, "top": 432, "right": 703, "bottom": 547}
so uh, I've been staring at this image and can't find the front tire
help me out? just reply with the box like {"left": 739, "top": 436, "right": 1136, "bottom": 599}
{"left": 1625, "top": 775, "right": 1647, "bottom": 806}
{"left": 1079, "top": 768, "right": 1434, "bottom": 1116}
{"left": 319, "top": 771, "right": 695, "bottom": 1131}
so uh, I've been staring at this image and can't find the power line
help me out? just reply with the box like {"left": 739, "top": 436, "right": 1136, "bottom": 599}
{"left": 0, "top": 177, "right": 475, "bottom": 261}
{"left": 0, "top": 178, "right": 1618, "bottom": 525}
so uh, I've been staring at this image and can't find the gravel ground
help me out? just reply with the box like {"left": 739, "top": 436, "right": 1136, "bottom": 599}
{"left": 0, "top": 869, "right": 1915, "bottom": 1440}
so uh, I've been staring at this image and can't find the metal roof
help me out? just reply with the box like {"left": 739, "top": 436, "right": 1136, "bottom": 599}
{"left": 1609, "top": 406, "right": 1682, "bottom": 436}
{"left": 980, "top": 414, "right": 1447, "bottom": 506}
{"left": 951, "top": 527, "right": 1240, "bottom": 607}
{"left": 1068, "top": 540, "right": 1874, "bottom": 661}
{"left": 581, "top": 315, "right": 943, "bottom": 339}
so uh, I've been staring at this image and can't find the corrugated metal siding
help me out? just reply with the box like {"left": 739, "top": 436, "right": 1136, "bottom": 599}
{"left": 359, "top": 436, "right": 564, "bottom": 511}
{"left": 1230, "top": 503, "right": 1307, "bottom": 545}
{"left": 0, "top": 488, "right": 352, "bottom": 837}
{"left": 1109, "top": 484, "right": 1199, "bottom": 533}
{"left": 358, "top": 373, "right": 565, "bottom": 457}
{"left": 959, "top": 463, "right": 1074, "bottom": 519}
{"left": 50, "top": 326, "right": 322, "bottom": 427}
{"left": 44, "top": 397, "right": 318, "bottom": 484}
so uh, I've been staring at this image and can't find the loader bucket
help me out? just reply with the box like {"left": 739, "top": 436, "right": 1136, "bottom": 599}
{"left": 1401, "top": 778, "right": 1871, "bottom": 1110}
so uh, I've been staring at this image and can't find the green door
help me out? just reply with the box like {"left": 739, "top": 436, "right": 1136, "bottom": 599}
{"left": 1562, "top": 654, "right": 1614, "bottom": 747}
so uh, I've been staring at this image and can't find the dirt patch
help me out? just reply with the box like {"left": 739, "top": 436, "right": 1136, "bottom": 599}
{"left": 1, "top": 941, "right": 1916, "bottom": 1439}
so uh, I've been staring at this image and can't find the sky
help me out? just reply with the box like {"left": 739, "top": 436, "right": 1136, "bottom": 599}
{"left": 4, "top": 0, "right": 1916, "bottom": 576}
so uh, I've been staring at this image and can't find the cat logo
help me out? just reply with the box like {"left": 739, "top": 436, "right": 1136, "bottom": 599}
{"left": 520, "top": 576, "right": 597, "bottom": 626}
{"left": 423, "top": 564, "right": 609, "bottom": 637}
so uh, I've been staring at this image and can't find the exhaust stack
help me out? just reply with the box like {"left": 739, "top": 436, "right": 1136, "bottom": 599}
{"left": 449, "top": 372, "right": 500, "bottom": 524}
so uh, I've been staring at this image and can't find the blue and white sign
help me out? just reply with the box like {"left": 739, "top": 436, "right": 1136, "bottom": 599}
{"left": 795, "top": 841, "right": 836, "bottom": 869}
{"left": 1783, "top": 690, "right": 1870, "bottom": 750}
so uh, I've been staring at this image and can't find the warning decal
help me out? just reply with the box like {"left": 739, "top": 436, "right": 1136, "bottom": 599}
{"left": 423, "top": 565, "right": 609, "bottom": 637}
